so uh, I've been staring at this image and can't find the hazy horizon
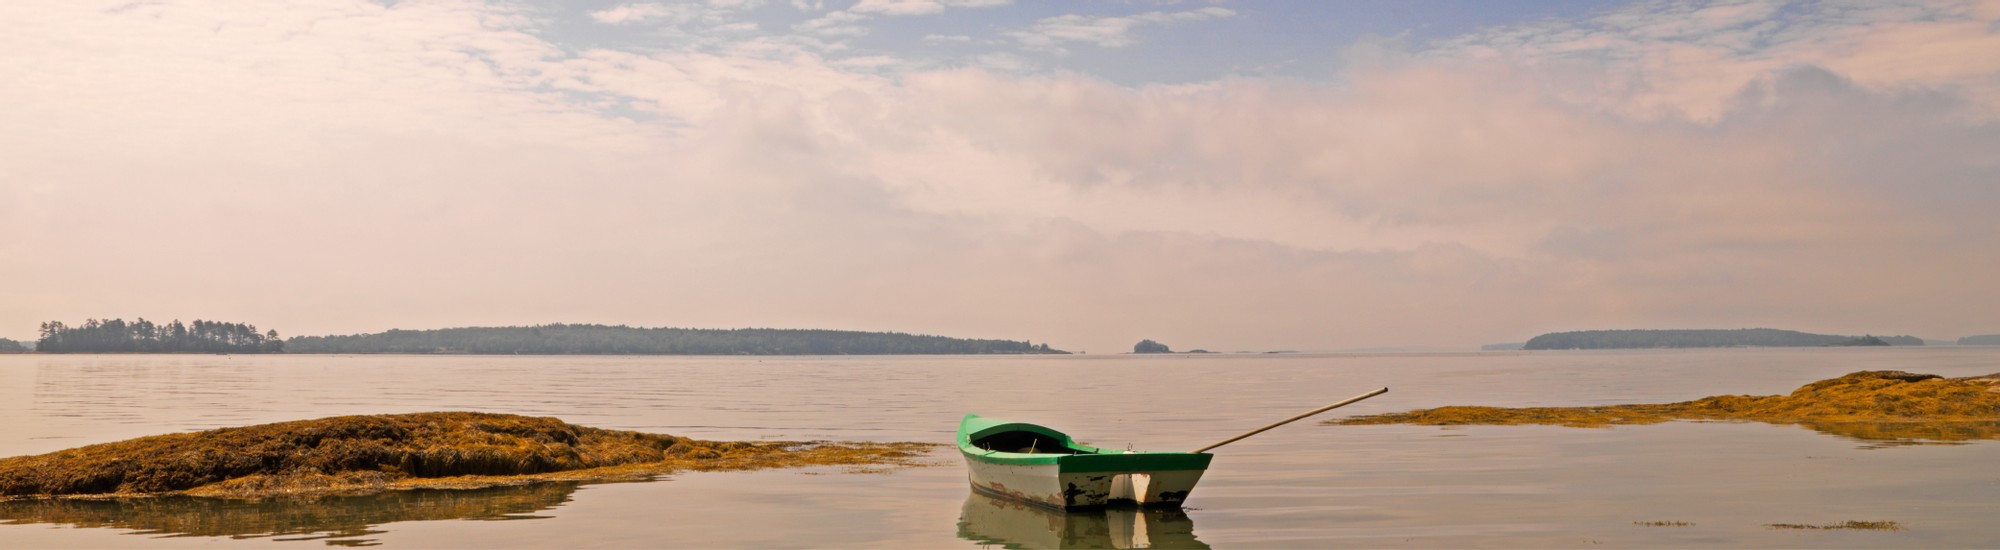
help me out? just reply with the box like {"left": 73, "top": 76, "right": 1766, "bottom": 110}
{"left": 4, "top": 320, "right": 1986, "bottom": 354}
{"left": 6, "top": 0, "right": 1999, "bottom": 353}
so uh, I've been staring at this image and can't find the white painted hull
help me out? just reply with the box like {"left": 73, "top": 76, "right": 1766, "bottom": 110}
{"left": 957, "top": 414, "right": 1211, "bottom": 510}
{"left": 963, "top": 456, "right": 1207, "bottom": 509}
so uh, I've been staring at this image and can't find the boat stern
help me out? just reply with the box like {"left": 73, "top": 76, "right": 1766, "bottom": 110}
{"left": 1056, "top": 452, "right": 1211, "bottom": 508}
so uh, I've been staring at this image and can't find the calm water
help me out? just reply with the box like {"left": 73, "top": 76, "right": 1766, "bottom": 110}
{"left": 3, "top": 348, "right": 2000, "bottom": 547}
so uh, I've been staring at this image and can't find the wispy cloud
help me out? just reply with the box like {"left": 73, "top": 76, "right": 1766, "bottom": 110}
{"left": 1009, "top": 6, "right": 1235, "bottom": 51}
{"left": 793, "top": 9, "right": 869, "bottom": 36}
{"left": 851, "top": 0, "right": 1010, "bottom": 16}
{"left": 795, "top": 0, "right": 1010, "bottom": 42}
{"left": 590, "top": 3, "right": 679, "bottom": 24}
{"left": 590, "top": 1, "right": 764, "bottom": 26}
{"left": 1425, "top": 0, "right": 2000, "bottom": 119}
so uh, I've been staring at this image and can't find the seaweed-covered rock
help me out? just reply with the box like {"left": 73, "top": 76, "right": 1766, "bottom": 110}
{"left": 0, "top": 412, "right": 932, "bottom": 498}
{"left": 1333, "top": 371, "right": 2000, "bottom": 442}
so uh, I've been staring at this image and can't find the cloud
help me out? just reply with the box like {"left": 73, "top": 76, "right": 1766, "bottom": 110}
{"left": 3, "top": 0, "right": 1998, "bottom": 352}
{"left": 590, "top": 3, "right": 677, "bottom": 24}
{"left": 793, "top": 9, "right": 869, "bottom": 36}
{"left": 833, "top": 55, "right": 901, "bottom": 68}
{"left": 1009, "top": 6, "right": 1235, "bottom": 51}
{"left": 590, "top": 1, "right": 763, "bottom": 26}
{"left": 970, "top": 52, "right": 1035, "bottom": 72}
{"left": 851, "top": 0, "right": 1010, "bottom": 16}
{"left": 1426, "top": 0, "right": 2000, "bottom": 120}
{"left": 794, "top": 0, "right": 1008, "bottom": 41}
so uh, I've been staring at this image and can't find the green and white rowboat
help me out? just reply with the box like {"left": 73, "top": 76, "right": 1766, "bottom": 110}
{"left": 957, "top": 387, "right": 1388, "bottom": 511}
{"left": 957, "top": 414, "right": 1212, "bottom": 510}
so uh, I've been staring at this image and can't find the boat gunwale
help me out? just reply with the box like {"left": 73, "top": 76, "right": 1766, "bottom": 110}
{"left": 957, "top": 414, "right": 1212, "bottom": 472}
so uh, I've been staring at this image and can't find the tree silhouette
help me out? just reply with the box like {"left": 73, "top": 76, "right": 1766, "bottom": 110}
{"left": 1133, "top": 339, "right": 1172, "bottom": 354}
{"left": 36, "top": 318, "right": 282, "bottom": 353}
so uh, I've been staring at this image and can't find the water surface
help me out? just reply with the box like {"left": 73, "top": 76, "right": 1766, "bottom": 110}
{"left": 3, "top": 348, "right": 1998, "bottom": 547}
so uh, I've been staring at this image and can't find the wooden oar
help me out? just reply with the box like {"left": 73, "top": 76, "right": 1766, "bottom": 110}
{"left": 1191, "top": 387, "right": 1389, "bottom": 453}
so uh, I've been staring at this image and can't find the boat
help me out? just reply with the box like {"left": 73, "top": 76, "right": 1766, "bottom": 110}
{"left": 957, "top": 414, "right": 1213, "bottom": 510}
{"left": 957, "top": 387, "right": 1389, "bottom": 511}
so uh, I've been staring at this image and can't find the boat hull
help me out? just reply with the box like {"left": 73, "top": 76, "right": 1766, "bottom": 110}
{"left": 958, "top": 414, "right": 1211, "bottom": 510}
{"left": 964, "top": 462, "right": 1208, "bottom": 510}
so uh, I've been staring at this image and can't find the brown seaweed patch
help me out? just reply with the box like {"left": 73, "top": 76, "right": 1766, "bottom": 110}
{"left": 1632, "top": 520, "right": 1695, "bottom": 527}
{"left": 0, "top": 412, "right": 938, "bottom": 499}
{"left": 1765, "top": 520, "right": 1905, "bottom": 531}
{"left": 1330, "top": 371, "right": 2000, "bottom": 442}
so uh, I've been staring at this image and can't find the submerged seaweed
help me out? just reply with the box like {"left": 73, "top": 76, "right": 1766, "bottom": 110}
{"left": 1633, "top": 521, "right": 1695, "bottom": 527}
{"left": 0, "top": 412, "right": 936, "bottom": 499}
{"left": 1766, "top": 520, "right": 1906, "bottom": 531}
{"left": 1330, "top": 371, "right": 2000, "bottom": 443}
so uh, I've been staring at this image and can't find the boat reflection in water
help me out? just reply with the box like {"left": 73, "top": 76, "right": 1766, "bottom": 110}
{"left": 0, "top": 482, "right": 578, "bottom": 546}
{"left": 957, "top": 492, "right": 1207, "bottom": 549}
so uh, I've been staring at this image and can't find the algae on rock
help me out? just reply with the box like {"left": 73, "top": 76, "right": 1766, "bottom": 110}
{"left": 1330, "top": 371, "right": 2000, "bottom": 443}
{"left": 0, "top": 412, "right": 936, "bottom": 499}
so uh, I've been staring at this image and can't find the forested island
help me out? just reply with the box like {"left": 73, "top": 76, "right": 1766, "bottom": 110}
{"left": 284, "top": 324, "right": 1066, "bottom": 355}
{"left": 1960, "top": 335, "right": 2000, "bottom": 345}
{"left": 36, "top": 319, "right": 282, "bottom": 353}
{"left": 24, "top": 319, "right": 1065, "bottom": 355}
{"left": 1522, "top": 329, "right": 1923, "bottom": 350}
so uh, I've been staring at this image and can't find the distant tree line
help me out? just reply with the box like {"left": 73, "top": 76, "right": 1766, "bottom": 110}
{"left": 284, "top": 324, "right": 1067, "bottom": 355}
{"left": 1523, "top": 329, "right": 1923, "bottom": 350}
{"left": 0, "top": 338, "right": 28, "bottom": 353}
{"left": 1960, "top": 335, "right": 2000, "bottom": 346}
{"left": 1827, "top": 335, "right": 1891, "bottom": 347}
{"left": 37, "top": 318, "right": 283, "bottom": 353}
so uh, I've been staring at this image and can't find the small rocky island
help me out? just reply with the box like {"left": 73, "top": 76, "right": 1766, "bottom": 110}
{"left": 0, "top": 412, "right": 933, "bottom": 499}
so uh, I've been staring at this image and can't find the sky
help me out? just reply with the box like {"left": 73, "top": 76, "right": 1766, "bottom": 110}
{"left": 3, "top": 0, "right": 1999, "bottom": 352}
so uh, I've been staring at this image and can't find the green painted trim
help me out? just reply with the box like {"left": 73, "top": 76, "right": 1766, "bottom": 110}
{"left": 959, "top": 414, "right": 1099, "bottom": 466}
{"left": 1059, "top": 452, "right": 1212, "bottom": 473}
{"left": 956, "top": 414, "right": 1212, "bottom": 472}
{"left": 960, "top": 415, "right": 1079, "bottom": 446}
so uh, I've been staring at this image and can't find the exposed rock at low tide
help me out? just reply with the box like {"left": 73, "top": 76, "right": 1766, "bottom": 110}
{"left": 1331, "top": 371, "right": 2000, "bottom": 443}
{"left": 0, "top": 412, "right": 935, "bottom": 499}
